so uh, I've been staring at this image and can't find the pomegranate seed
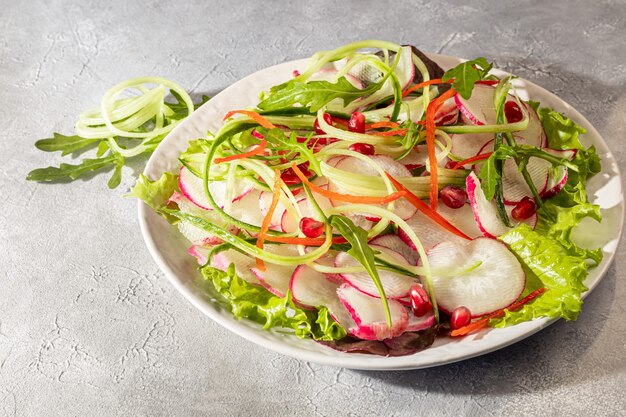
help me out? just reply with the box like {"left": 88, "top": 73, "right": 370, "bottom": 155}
{"left": 450, "top": 306, "right": 471, "bottom": 330}
{"left": 251, "top": 129, "right": 264, "bottom": 140}
{"left": 348, "top": 142, "right": 375, "bottom": 155}
{"left": 409, "top": 284, "right": 432, "bottom": 317}
{"left": 292, "top": 69, "right": 301, "bottom": 77}
{"left": 504, "top": 101, "right": 523, "bottom": 123}
{"left": 511, "top": 196, "right": 537, "bottom": 220}
{"left": 313, "top": 113, "right": 333, "bottom": 135}
{"left": 440, "top": 185, "right": 467, "bottom": 209}
{"left": 348, "top": 111, "right": 366, "bottom": 133}
{"left": 299, "top": 217, "right": 325, "bottom": 238}
{"left": 281, "top": 168, "right": 300, "bottom": 186}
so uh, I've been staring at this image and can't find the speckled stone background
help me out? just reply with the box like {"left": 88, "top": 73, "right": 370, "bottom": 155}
{"left": 2, "top": 0, "right": 625, "bottom": 416}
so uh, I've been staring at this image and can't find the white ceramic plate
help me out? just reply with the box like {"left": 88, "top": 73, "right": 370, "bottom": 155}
{"left": 138, "top": 54, "right": 624, "bottom": 370}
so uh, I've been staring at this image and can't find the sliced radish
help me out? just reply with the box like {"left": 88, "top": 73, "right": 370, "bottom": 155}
{"left": 169, "top": 191, "right": 237, "bottom": 245}
{"left": 514, "top": 103, "right": 547, "bottom": 148}
{"left": 258, "top": 191, "right": 287, "bottom": 230}
{"left": 406, "top": 310, "right": 436, "bottom": 331}
{"left": 455, "top": 84, "right": 498, "bottom": 125}
{"left": 501, "top": 157, "right": 550, "bottom": 204}
{"left": 436, "top": 203, "right": 483, "bottom": 239}
{"left": 399, "top": 145, "right": 448, "bottom": 169}
{"left": 449, "top": 133, "right": 493, "bottom": 160}
{"left": 281, "top": 194, "right": 333, "bottom": 233}
{"left": 398, "top": 208, "right": 467, "bottom": 252}
{"left": 211, "top": 249, "right": 260, "bottom": 285}
{"left": 188, "top": 245, "right": 210, "bottom": 265}
{"left": 335, "top": 244, "right": 417, "bottom": 299}
{"left": 250, "top": 245, "right": 300, "bottom": 297}
{"left": 337, "top": 284, "right": 409, "bottom": 341}
{"left": 289, "top": 265, "right": 356, "bottom": 330}
{"left": 178, "top": 166, "right": 253, "bottom": 210}
{"left": 328, "top": 155, "right": 417, "bottom": 220}
{"left": 466, "top": 172, "right": 536, "bottom": 238}
{"left": 423, "top": 238, "right": 525, "bottom": 316}
{"left": 433, "top": 96, "right": 459, "bottom": 126}
{"left": 369, "top": 234, "right": 418, "bottom": 266}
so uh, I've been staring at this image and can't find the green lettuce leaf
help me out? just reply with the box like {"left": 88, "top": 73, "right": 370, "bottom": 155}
{"left": 201, "top": 264, "right": 346, "bottom": 341}
{"left": 495, "top": 224, "right": 589, "bottom": 326}
{"left": 128, "top": 172, "right": 178, "bottom": 212}
{"left": 537, "top": 107, "right": 587, "bottom": 150}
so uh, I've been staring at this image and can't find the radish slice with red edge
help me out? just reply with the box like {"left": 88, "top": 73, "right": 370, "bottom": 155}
{"left": 178, "top": 166, "right": 253, "bottom": 210}
{"left": 466, "top": 172, "right": 537, "bottom": 238}
{"left": 289, "top": 265, "right": 356, "bottom": 330}
{"left": 335, "top": 244, "right": 417, "bottom": 299}
{"left": 369, "top": 234, "right": 418, "bottom": 266}
{"left": 337, "top": 284, "right": 409, "bottom": 341}
{"left": 449, "top": 133, "right": 493, "bottom": 160}
{"left": 211, "top": 249, "right": 260, "bottom": 285}
{"left": 249, "top": 245, "right": 300, "bottom": 297}
{"left": 422, "top": 238, "right": 525, "bottom": 317}
{"left": 433, "top": 96, "right": 459, "bottom": 125}
{"left": 406, "top": 310, "right": 436, "bottom": 332}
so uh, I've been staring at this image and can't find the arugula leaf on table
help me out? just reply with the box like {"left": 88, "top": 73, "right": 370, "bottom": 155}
{"left": 257, "top": 76, "right": 378, "bottom": 113}
{"left": 442, "top": 57, "right": 493, "bottom": 99}
{"left": 34, "top": 133, "right": 101, "bottom": 156}
{"left": 329, "top": 215, "right": 392, "bottom": 327}
{"left": 26, "top": 153, "right": 124, "bottom": 187}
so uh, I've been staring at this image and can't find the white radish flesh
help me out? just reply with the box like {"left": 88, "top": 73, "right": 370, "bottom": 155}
{"left": 289, "top": 265, "right": 356, "bottom": 330}
{"left": 178, "top": 166, "right": 253, "bottom": 210}
{"left": 369, "top": 234, "right": 418, "bottom": 266}
{"left": 337, "top": 284, "right": 409, "bottom": 341}
{"left": 250, "top": 245, "right": 300, "bottom": 297}
{"left": 423, "top": 238, "right": 525, "bottom": 316}
{"left": 211, "top": 249, "right": 260, "bottom": 285}
{"left": 335, "top": 245, "right": 417, "bottom": 299}
{"left": 449, "top": 133, "right": 493, "bottom": 160}
{"left": 406, "top": 310, "right": 437, "bottom": 332}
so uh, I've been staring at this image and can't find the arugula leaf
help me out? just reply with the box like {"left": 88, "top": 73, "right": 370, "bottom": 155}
{"left": 201, "top": 264, "right": 346, "bottom": 341}
{"left": 537, "top": 107, "right": 587, "bottom": 150}
{"left": 257, "top": 77, "right": 377, "bottom": 112}
{"left": 496, "top": 224, "right": 590, "bottom": 326}
{"left": 127, "top": 172, "right": 178, "bottom": 212}
{"left": 442, "top": 57, "right": 493, "bottom": 99}
{"left": 107, "top": 153, "right": 125, "bottom": 189}
{"left": 35, "top": 133, "right": 102, "bottom": 156}
{"left": 26, "top": 153, "right": 121, "bottom": 183}
{"left": 329, "top": 215, "right": 392, "bottom": 327}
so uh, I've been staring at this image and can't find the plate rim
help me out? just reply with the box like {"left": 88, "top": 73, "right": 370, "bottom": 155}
{"left": 137, "top": 53, "right": 625, "bottom": 370}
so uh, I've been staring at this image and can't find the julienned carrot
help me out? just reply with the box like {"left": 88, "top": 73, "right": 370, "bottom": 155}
{"left": 264, "top": 235, "right": 347, "bottom": 246}
{"left": 369, "top": 129, "right": 408, "bottom": 137}
{"left": 214, "top": 140, "right": 267, "bottom": 164}
{"left": 365, "top": 121, "right": 400, "bottom": 130}
{"left": 425, "top": 88, "right": 457, "bottom": 210}
{"left": 291, "top": 163, "right": 407, "bottom": 205}
{"left": 255, "top": 169, "right": 282, "bottom": 270}
{"left": 451, "top": 152, "right": 493, "bottom": 170}
{"left": 385, "top": 172, "right": 471, "bottom": 240}
{"left": 223, "top": 110, "right": 276, "bottom": 129}
{"left": 450, "top": 288, "right": 548, "bottom": 337}
{"left": 401, "top": 78, "right": 453, "bottom": 98}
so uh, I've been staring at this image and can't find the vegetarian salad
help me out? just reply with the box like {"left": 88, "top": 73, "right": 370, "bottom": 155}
{"left": 50, "top": 40, "right": 601, "bottom": 357}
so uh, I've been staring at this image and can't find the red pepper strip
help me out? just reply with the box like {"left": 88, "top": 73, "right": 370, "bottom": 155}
{"left": 369, "top": 129, "right": 409, "bottom": 137}
{"left": 450, "top": 288, "right": 548, "bottom": 337}
{"left": 451, "top": 152, "right": 493, "bottom": 170}
{"left": 291, "top": 163, "right": 407, "bottom": 204}
{"left": 214, "top": 140, "right": 267, "bottom": 164}
{"left": 385, "top": 172, "right": 471, "bottom": 240}
{"left": 425, "top": 88, "right": 458, "bottom": 210}
{"left": 476, "top": 80, "right": 500, "bottom": 86}
{"left": 255, "top": 169, "right": 281, "bottom": 271}
{"left": 223, "top": 110, "right": 276, "bottom": 129}
{"left": 402, "top": 78, "right": 453, "bottom": 98}
{"left": 365, "top": 121, "right": 400, "bottom": 130}
{"left": 264, "top": 235, "right": 347, "bottom": 246}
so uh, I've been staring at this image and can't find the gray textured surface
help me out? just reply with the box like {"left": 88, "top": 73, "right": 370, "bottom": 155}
{"left": 1, "top": 0, "right": 625, "bottom": 415}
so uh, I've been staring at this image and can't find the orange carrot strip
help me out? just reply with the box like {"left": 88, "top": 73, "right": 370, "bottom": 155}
{"left": 292, "top": 163, "right": 407, "bottom": 204}
{"left": 451, "top": 152, "right": 493, "bottom": 170}
{"left": 264, "top": 235, "right": 347, "bottom": 246}
{"left": 402, "top": 78, "right": 452, "bottom": 98}
{"left": 450, "top": 288, "right": 548, "bottom": 337}
{"left": 365, "top": 121, "right": 400, "bottom": 130}
{"left": 385, "top": 172, "right": 471, "bottom": 240}
{"left": 369, "top": 129, "right": 409, "bottom": 137}
{"left": 223, "top": 110, "right": 276, "bottom": 129}
{"left": 214, "top": 140, "right": 267, "bottom": 164}
{"left": 425, "top": 88, "right": 457, "bottom": 210}
{"left": 255, "top": 169, "right": 282, "bottom": 270}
